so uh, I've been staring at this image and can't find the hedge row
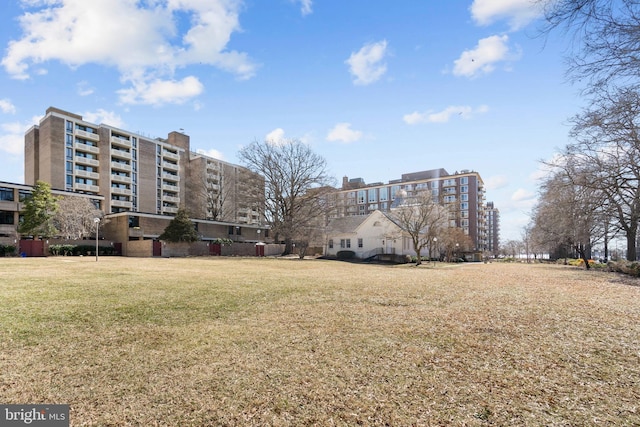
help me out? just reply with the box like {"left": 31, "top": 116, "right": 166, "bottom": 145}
{"left": 607, "top": 260, "right": 640, "bottom": 277}
{"left": 49, "top": 244, "right": 118, "bottom": 256}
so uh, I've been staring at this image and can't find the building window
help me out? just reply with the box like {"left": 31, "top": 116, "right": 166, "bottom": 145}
{"left": 460, "top": 177, "right": 469, "bottom": 185}
{"left": 0, "top": 211, "right": 14, "bottom": 224}
{"left": 328, "top": 239, "right": 333, "bottom": 249}
{"left": 346, "top": 239, "right": 351, "bottom": 248}
{"left": 357, "top": 190, "right": 365, "bottom": 204}
{"left": 358, "top": 238, "right": 363, "bottom": 248}
{"left": 460, "top": 194, "right": 468, "bottom": 202}
{"left": 128, "top": 216, "right": 139, "bottom": 228}
{"left": 461, "top": 185, "right": 468, "bottom": 193}
{"left": 379, "top": 187, "right": 388, "bottom": 201}
{"left": 391, "top": 185, "right": 400, "bottom": 199}
{"left": 368, "top": 189, "right": 377, "bottom": 203}
{"left": 66, "top": 120, "right": 73, "bottom": 132}
{"left": 460, "top": 202, "right": 469, "bottom": 210}
{"left": 340, "top": 239, "right": 346, "bottom": 248}
{"left": 0, "top": 187, "right": 14, "bottom": 202}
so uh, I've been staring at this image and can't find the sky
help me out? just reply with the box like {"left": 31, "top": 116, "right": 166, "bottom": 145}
{"left": 0, "top": 0, "right": 585, "bottom": 242}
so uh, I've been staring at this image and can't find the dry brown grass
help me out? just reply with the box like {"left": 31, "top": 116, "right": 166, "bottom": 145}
{"left": 0, "top": 257, "right": 639, "bottom": 426}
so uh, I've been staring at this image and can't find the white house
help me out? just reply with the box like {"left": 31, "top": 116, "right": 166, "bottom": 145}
{"left": 325, "top": 210, "right": 417, "bottom": 259}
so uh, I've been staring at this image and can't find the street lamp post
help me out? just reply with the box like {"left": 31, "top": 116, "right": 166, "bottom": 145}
{"left": 94, "top": 217, "right": 100, "bottom": 262}
{"left": 433, "top": 237, "right": 437, "bottom": 266}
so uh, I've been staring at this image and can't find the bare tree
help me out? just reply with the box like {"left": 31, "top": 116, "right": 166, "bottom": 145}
{"left": 540, "top": 0, "right": 640, "bottom": 92}
{"left": 440, "top": 227, "right": 473, "bottom": 262}
{"left": 238, "top": 139, "right": 335, "bottom": 254}
{"left": 54, "top": 196, "right": 102, "bottom": 240}
{"left": 561, "top": 87, "right": 640, "bottom": 260}
{"left": 530, "top": 167, "right": 609, "bottom": 268}
{"left": 388, "top": 191, "right": 449, "bottom": 265}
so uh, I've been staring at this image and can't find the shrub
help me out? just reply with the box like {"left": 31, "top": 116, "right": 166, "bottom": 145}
{"left": 49, "top": 244, "right": 117, "bottom": 256}
{"left": 609, "top": 260, "right": 640, "bottom": 277}
{"left": 0, "top": 245, "right": 16, "bottom": 256}
{"left": 336, "top": 250, "right": 355, "bottom": 260}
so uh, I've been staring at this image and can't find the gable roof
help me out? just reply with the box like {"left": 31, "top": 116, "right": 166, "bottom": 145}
{"left": 326, "top": 215, "right": 369, "bottom": 234}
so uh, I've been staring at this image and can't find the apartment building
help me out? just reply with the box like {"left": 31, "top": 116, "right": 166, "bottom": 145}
{"left": 485, "top": 201, "right": 500, "bottom": 256}
{"left": 25, "top": 107, "right": 263, "bottom": 224}
{"left": 331, "top": 168, "right": 495, "bottom": 252}
{"left": 0, "top": 181, "right": 104, "bottom": 245}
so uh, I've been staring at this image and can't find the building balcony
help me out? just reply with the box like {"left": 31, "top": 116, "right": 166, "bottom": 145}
{"left": 162, "top": 150, "right": 179, "bottom": 161}
{"left": 75, "top": 156, "right": 99, "bottom": 167}
{"left": 111, "top": 186, "right": 132, "bottom": 196}
{"left": 162, "top": 206, "right": 178, "bottom": 214}
{"left": 111, "top": 148, "right": 131, "bottom": 159}
{"left": 111, "top": 199, "right": 133, "bottom": 209}
{"left": 162, "top": 162, "right": 179, "bottom": 171}
{"left": 110, "top": 136, "right": 132, "bottom": 148}
{"left": 75, "top": 169, "right": 100, "bottom": 180}
{"left": 162, "top": 183, "right": 179, "bottom": 192}
{"left": 111, "top": 174, "right": 131, "bottom": 183}
{"left": 74, "top": 183, "right": 100, "bottom": 193}
{"left": 129, "top": 227, "right": 144, "bottom": 238}
{"left": 162, "top": 195, "right": 180, "bottom": 203}
{"left": 76, "top": 129, "right": 99, "bottom": 141}
{"left": 162, "top": 172, "right": 179, "bottom": 182}
{"left": 75, "top": 142, "right": 100, "bottom": 154}
{"left": 111, "top": 161, "right": 131, "bottom": 171}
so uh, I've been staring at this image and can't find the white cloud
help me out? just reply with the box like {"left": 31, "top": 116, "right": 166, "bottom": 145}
{"left": 453, "top": 35, "right": 519, "bottom": 78}
{"left": 0, "top": 99, "right": 16, "bottom": 114}
{"left": 293, "top": 0, "right": 313, "bottom": 15}
{"left": 326, "top": 123, "right": 363, "bottom": 143}
{"left": 82, "top": 109, "right": 125, "bottom": 128}
{"left": 0, "top": 116, "right": 40, "bottom": 156}
{"left": 196, "top": 148, "right": 225, "bottom": 160}
{"left": 511, "top": 188, "right": 535, "bottom": 202}
{"left": 2, "top": 0, "right": 256, "bottom": 105}
{"left": 117, "top": 76, "right": 204, "bottom": 106}
{"left": 470, "top": 0, "right": 543, "bottom": 30}
{"left": 403, "top": 105, "right": 489, "bottom": 124}
{"left": 266, "top": 128, "right": 286, "bottom": 144}
{"left": 77, "top": 81, "right": 94, "bottom": 96}
{"left": 346, "top": 40, "right": 388, "bottom": 85}
{"left": 485, "top": 175, "right": 508, "bottom": 190}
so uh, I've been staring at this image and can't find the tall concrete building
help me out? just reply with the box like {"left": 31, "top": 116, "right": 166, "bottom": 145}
{"left": 331, "top": 168, "right": 496, "bottom": 253}
{"left": 485, "top": 201, "right": 500, "bottom": 256}
{"left": 25, "top": 107, "right": 263, "bottom": 224}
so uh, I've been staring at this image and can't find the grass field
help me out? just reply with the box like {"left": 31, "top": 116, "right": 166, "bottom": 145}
{"left": 0, "top": 257, "right": 639, "bottom": 426}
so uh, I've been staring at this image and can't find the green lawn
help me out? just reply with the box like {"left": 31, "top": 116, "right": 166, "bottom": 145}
{"left": 1, "top": 257, "right": 639, "bottom": 426}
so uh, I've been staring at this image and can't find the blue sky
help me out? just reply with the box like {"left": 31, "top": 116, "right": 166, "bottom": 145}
{"left": 0, "top": 0, "right": 583, "bottom": 241}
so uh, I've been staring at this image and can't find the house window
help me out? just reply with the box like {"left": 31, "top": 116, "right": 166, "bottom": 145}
{"left": 340, "top": 239, "right": 346, "bottom": 248}
{"left": 329, "top": 239, "right": 333, "bottom": 249}
{"left": 358, "top": 238, "right": 363, "bottom": 248}
{"left": 346, "top": 239, "right": 351, "bottom": 248}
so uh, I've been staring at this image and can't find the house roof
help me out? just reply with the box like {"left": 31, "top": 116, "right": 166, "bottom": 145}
{"left": 326, "top": 215, "right": 369, "bottom": 234}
